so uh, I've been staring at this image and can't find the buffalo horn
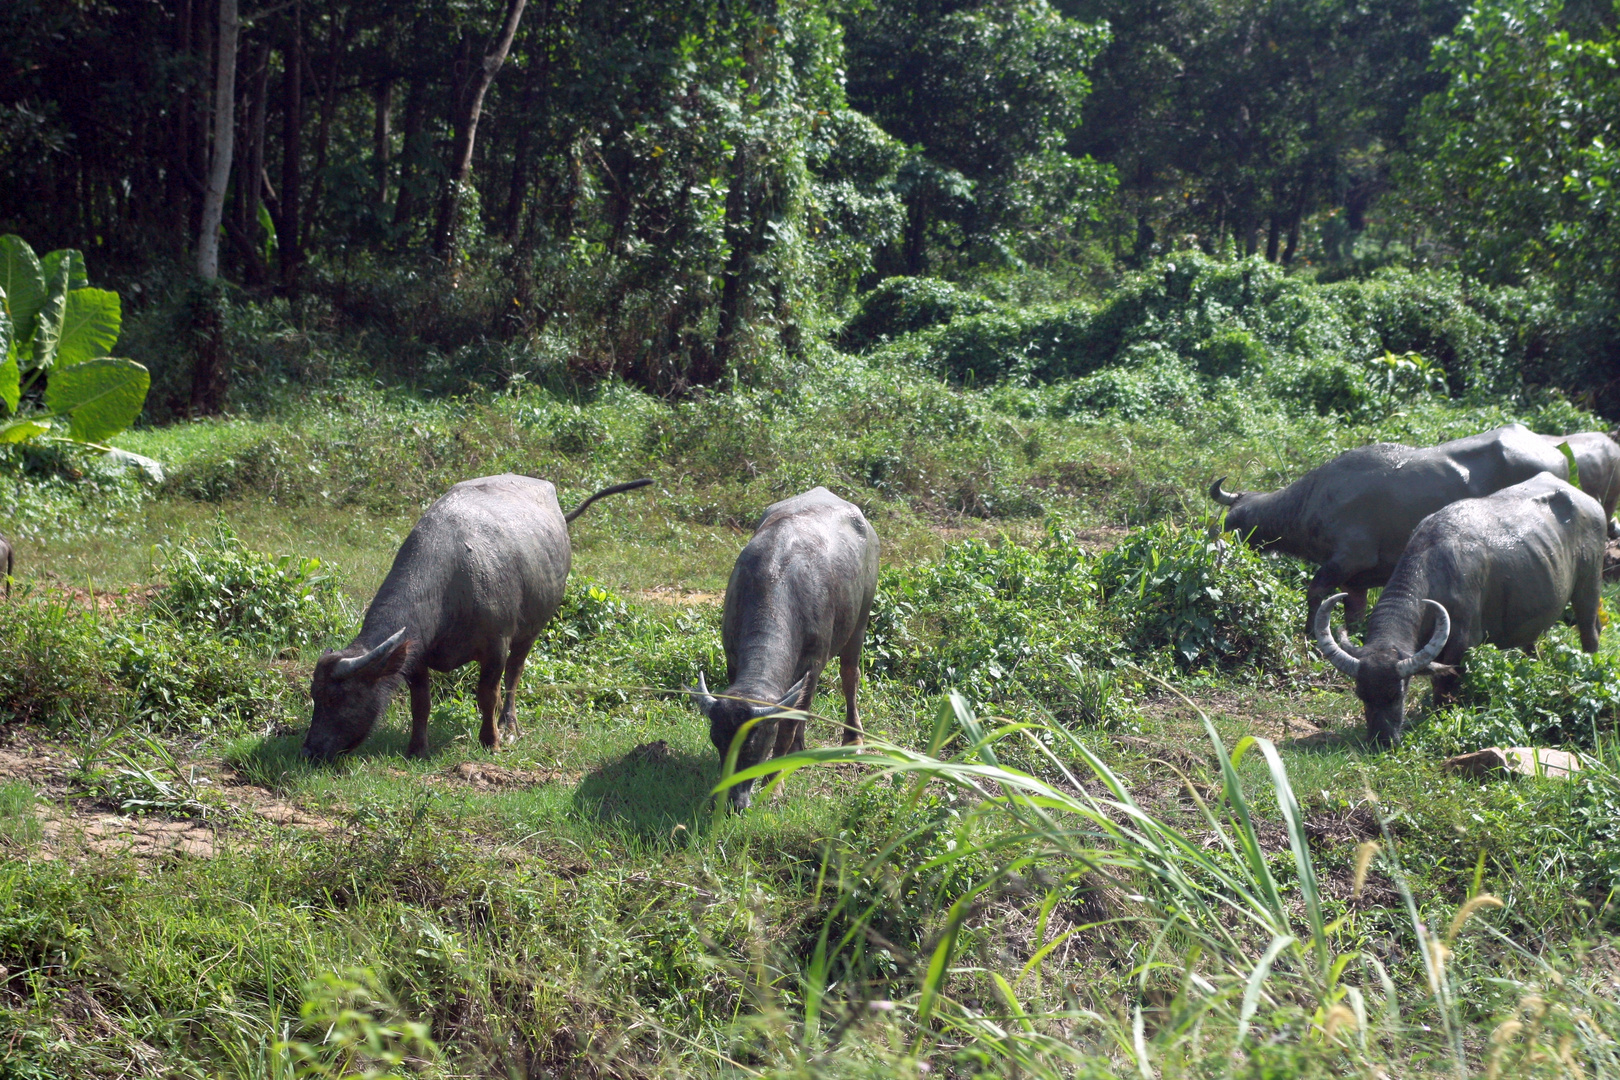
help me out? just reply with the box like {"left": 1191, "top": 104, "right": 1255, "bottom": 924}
{"left": 754, "top": 673, "right": 808, "bottom": 717}
{"left": 691, "top": 671, "right": 719, "bottom": 717}
{"left": 1314, "top": 594, "right": 1362, "bottom": 677}
{"left": 1396, "top": 600, "right": 1451, "bottom": 677}
{"left": 331, "top": 626, "right": 408, "bottom": 680}
{"left": 1208, "top": 477, "right": 1241, "bottom": 507}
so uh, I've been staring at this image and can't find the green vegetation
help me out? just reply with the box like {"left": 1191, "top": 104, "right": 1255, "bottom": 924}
{"left": 4, "top": 0, "right": 1620, "bottom": 1073}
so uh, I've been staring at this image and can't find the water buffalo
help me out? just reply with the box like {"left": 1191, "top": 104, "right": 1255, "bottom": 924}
{"left": 302, "top": 475, "right": 651, "bottom": 761}
{"left": 689, "top": 487, "right": 880, "bottom": 811}
{"left": 1541, "top": 432, "right": 1620, "bottom": 536}
{"left": 1210, "top": 423, "right": 1571, "bottom": 631}
{"left": 1314, "top": 473, "right": 1605, "bottom": 746}
{"left": 0, "top": 530, "right": 10, "bottom": 597}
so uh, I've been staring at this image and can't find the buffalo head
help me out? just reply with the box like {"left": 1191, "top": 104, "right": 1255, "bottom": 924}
{"left": 690, "top": 671, "right": 807, "bottom": 810}
{"left": 1314, "top": 593, "right": 1450, "bottom": 747}
{"left": 304, "top": 627, "right": 410, "bottom": 761}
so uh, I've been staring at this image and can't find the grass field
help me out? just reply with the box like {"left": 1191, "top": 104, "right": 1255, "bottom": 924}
{"left": 2, "top": 371, "right": 1618, "bottom": 1078}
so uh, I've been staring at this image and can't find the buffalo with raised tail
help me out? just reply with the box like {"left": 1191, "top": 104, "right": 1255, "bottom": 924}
{"left": 688, "top": 487, "right": 879, "bottom": 811}
{"left": 302, "top": 475, "right": 651, "bottom": 761}
{"left": 1210, "top": 423, "right": 1572, "bottom": 633}
{"left": 1314, "top": 473, "right": 1605, "bottom": 746}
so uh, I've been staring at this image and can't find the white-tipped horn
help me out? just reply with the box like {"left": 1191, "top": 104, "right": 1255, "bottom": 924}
{"left": 1314, "top": 594, "right": 1362, "bottom": 677}
{"left": 1209, "top": 477, "right": 1241, "bottom": 507}
{"left": 330, "top": 626, "right": 408, "bottom": 680}
{"left": 690, "top": 671, "right": 718, "bottom": 716}
{"left": 1396, "top": 600, "right": 1451, "bottom": 677}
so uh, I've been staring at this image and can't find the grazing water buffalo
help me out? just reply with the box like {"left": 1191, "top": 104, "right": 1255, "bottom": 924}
{"left": 1210, "top": 424, "right": 1571, "bottom": 632}
{"left": 1314, "top": 473, "right": 1605, "bottom": 746}
{"left": 689, "top": 487, "right": 880, "bottom": 811}
{"left": 1541, "top": 432, "right": 1620, "bottom": 536}
{"left": 302, "top": 475, "right": 651, "bottom": 761}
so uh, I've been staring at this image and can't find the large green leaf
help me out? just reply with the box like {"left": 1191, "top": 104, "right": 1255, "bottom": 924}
{"left": 41, "top": 249, "right": 88, "bottom": 291}
{"left": 0, "top": 235, "right": 45, "bottom": 348}
{"left": 56, "top": 288, "right": 121, "bottom": 367}
{"left": 29, "top": 258, "right": 70, "bottom": 371}
{"left": 44, "top": 357, "right": 150, "bottom": 443}
{"left": 0, "top": 416, "right": 50, "bottom": 444}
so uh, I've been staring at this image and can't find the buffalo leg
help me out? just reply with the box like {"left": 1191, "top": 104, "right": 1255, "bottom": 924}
{"left": 839, "top": 640, "right": 864, "bottom": 746}
{"left": 500, "top": 638, "right": 535, "bottom": 738}
{"left": 476, "top": 658, "right": 505, "bottom": 751}
{"left": 1306, "top": 566, "right": 1371, "bottom": 638}
{"left": 1573, "top": 559, "right": 1602, "bottom": 653}
{"left": 1431, "top": 667, "right": 1463, "bottom": 708}
{"left": 406, "top": 670, "right": 432, "bottom": 759}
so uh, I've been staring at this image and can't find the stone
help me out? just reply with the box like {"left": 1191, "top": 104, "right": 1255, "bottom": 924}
{"left": 1443, "top": 746, "right": 1584, "bottom": 780}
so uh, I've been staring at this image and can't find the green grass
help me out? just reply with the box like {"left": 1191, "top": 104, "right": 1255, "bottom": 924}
{"left": 1, "top": 353, "right": 1617, "bottom": 1075}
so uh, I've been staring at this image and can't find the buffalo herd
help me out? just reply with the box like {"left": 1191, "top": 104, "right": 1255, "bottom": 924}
{"left": 3, "top": 424, "right": 1610, "bottom": 790}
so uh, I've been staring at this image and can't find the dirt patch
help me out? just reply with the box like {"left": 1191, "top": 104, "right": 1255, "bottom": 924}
{"left": 442, "top": 761, "right": 581, "bottom": 788}
{"left": 32, "top": 577, "right": 161, "bottom": 614}
{"left": 55, "top": 813, "right": 219, "bottom": 859}
{"left": 637, "top": 586, "right": 724, "bottom": 606}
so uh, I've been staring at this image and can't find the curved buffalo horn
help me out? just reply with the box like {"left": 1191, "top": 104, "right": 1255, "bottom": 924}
{"left": 754, "top": 673, "right": 808, "bottom": 717}
{"left": 1314, "top": 594, "right": 1362, "bottom": 678}
{"left": 1208, "top": 477, "right": 1241, "bottom": 507}
{"left": 330, "top": 626, "right": 408, "bottom": 680}
{"left": 1396, "top": 600, "right": 1451, "bottom": 678}
{"left": 690, "top": 671, "right": 719, "bottom": 716}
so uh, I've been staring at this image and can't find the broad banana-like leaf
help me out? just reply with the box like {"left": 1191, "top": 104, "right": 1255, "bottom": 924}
{"left": 0, "top": 417, "right": 50, "bottom": 444}
{"left": 44, "top": 357, "right": 150, "bottom": 443}
{"left": 29, "top": 258, "right": 71, "bottom": 371}
{"left": 0, "top": 235, "right": 45, "bottom": 349}
{"left": 56, "top": 288, "right": 121, "bottom": 367}
{"left": 41, "top": 249, "right": 88, "bottom": 291}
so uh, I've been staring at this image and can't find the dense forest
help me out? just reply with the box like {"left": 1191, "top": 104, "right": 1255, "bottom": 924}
{"left": 4, "top": 1, "right": 1620, "bottom": 1077}
{"left": 2, "top": 0, "right": 1616, "bottom": 408}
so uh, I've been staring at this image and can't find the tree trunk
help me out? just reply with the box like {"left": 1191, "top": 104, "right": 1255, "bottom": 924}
{"left": 373, "top": 76, "right": 393, "bottom": 208}
{"left": 433, "top": 0, "right": 529, "bottom": 262}
{"left": 391, "top": 76, "right": 428, "bottom": 231}
{"left": 304, "top": 11, "right": 355, "bottom": 253}
{"left": 196, "top": 0, "right": 238, "bottom": 281}
{"left": 1264, "top": 214, "right": 1281, "bottom": 263}
{"left": 277, "top": 0, "right": 303, "bottom": 291}
{"left": 237, "top": 39, "right": 270, "bottom": 286}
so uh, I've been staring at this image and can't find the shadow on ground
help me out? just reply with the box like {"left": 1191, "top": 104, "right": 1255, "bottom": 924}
{"left": 572, "top": 740, "right": 719, "bottom": 839}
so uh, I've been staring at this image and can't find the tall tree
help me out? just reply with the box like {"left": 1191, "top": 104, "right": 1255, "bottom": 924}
{"left": 196, "top": 0, "right": 240, "bottom": 281}
{"left": 434, "top": 0, "right": 529, "bottom": 261}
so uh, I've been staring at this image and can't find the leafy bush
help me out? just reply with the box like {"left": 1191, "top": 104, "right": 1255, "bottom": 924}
{"left": 108, "top": 626, "right": 300, "bottom": 734}
{"left": 1094, "top": 518, "right": 1306, "bottom": 672}
{"left": 867, "top": 526, "right": 1132, "bottom": 724}
{"left": 156, "top": 523, "right": 349, "bottom": 653}
{"left": 0, "top": 596, "right": 127, "bottom": 729}
{"left": 871, "top": 254, "right": 1594, "bottom": 413}
{"left": 1423, "top": 639, "right": 1620, "bottom": 753}
{"left": 840, "top": 276, "right": 996, "bottom": 352}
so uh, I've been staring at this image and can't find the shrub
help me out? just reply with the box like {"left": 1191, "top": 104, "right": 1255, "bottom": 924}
{"left": 108, "top": 626, "right": 300, "bottom": 734}
{"left": 866, "top": 526, "right": 1132, "bottom": 725}
{"left": 155, "top": 522, "right": 350, "bottom": 653}
{"left": 840, "top": 276, "right": 996, "bottom": 352}
{"left": 1094, "top": 518, "right": 1306, "bottom": 673}
{"left": 0, "top": 596, "right": 126, "bottom": 729}
{"left": 1423, "top": 638, "right": 1620, "bottom": 754}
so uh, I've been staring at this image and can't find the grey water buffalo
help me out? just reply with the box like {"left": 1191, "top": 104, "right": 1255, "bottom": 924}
{"left": 1210, "top": 423, "right": 1572, "bottom": 631}
{"left": 1314, "top": 473, "right": 1605, "bottom": 746}
{"left": 689, "top": 487, "right": 880, "bottom": 811}
{"left": 302, "top": 475, "right": 651, "bottom": 761}
{"left": 1541, "top": 432, "right": 1620, "bottom": 535}
{"left": 0, "top": 530, "right": 10, "bottom": 597}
